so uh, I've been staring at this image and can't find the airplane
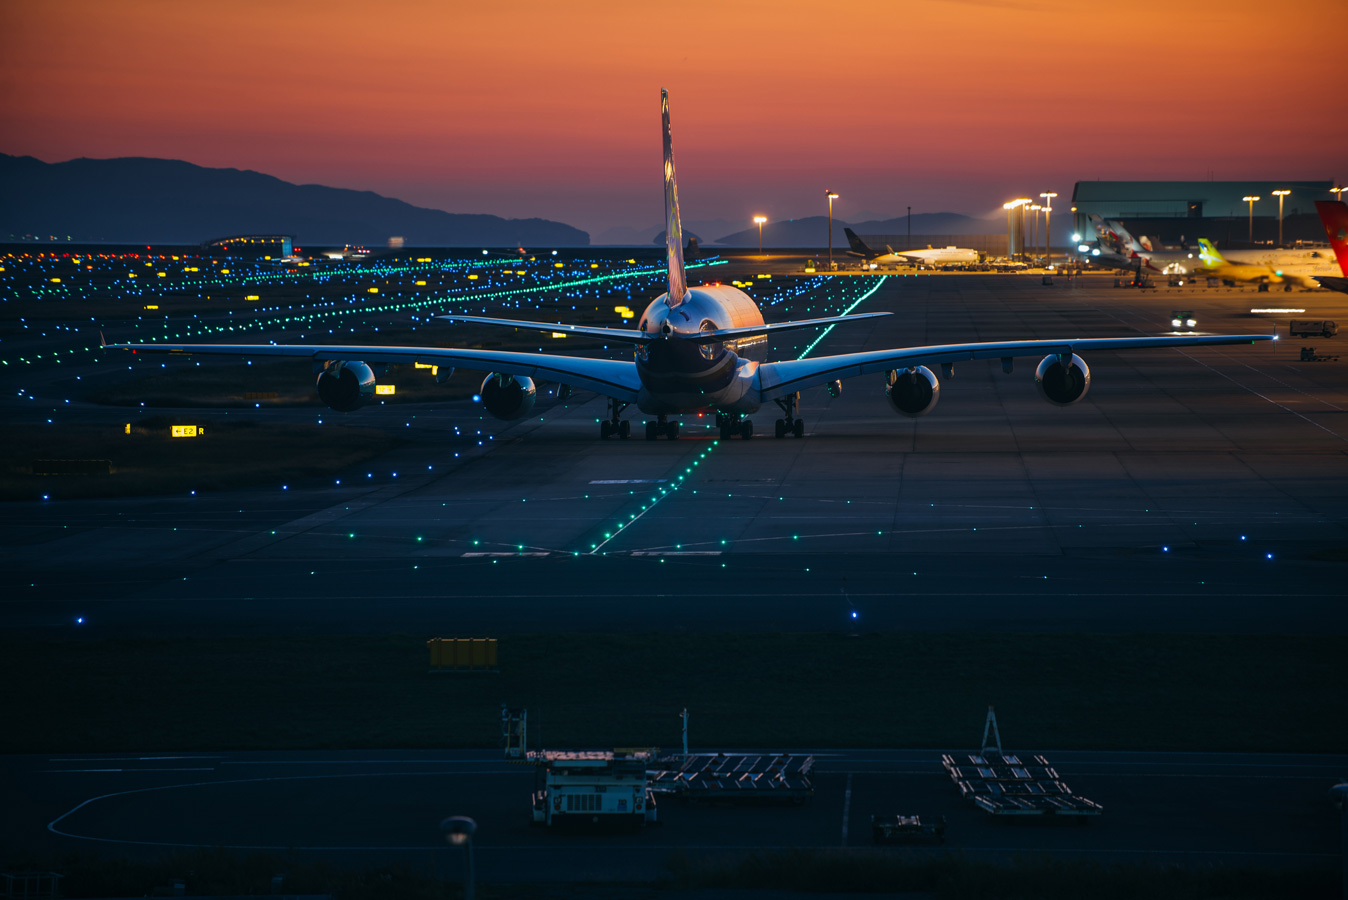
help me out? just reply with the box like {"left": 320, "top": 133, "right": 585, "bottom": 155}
{"left": 105, "top": 90, "right": 1274, "bottom": 442}
{"left": 844, "top": 228, "right": 979, "bottom": 268}
{"left": 1312, "top": 200, "right": 1348, "bottom": 294}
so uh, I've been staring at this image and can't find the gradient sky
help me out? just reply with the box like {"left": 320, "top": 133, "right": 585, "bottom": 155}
{"left": 3, "top": 0, "right": 1344, "bottom": 239}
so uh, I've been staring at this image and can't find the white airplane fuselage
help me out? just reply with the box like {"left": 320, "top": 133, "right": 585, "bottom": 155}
{"left": 634, "top": 284, "right": 766, "bottom": 415}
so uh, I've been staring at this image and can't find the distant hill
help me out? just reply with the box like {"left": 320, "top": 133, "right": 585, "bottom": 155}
{"left": 0, "top": 154, "right": 589, "bottom": 246}
{"left": 715, "top": 212, "right": 995, "bottom": 247}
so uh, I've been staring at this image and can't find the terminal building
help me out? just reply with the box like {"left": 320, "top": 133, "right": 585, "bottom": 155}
{"left": 1070, "top": 181, "right": 1338, "bottom": 249}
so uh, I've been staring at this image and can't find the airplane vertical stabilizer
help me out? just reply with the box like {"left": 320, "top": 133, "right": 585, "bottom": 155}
{"left": 1314, "top": 201, "right": 1348, "bottom": 276}
{"left": 661, "top": 89, "right": 687, "bottom": 307}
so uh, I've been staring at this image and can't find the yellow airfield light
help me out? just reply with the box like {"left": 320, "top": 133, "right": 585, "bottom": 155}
{"left": 757, "top": 274, "right": 770, "bottom": 279}
{"left": 367, "top": 287, "right": 379, "bottom": 294}
{"left": 468, "top": 274, "right": 479, "bottom": 280}
{"left": 375, "top": 384, "right": 396, "bottom": 395}
{"left": 415, "top": 280, "right": 427, "bottom": 286}
{"left": 49, "top": 277, "right": 61, "bottom": 282}
{"left": 170, "top": 425, "right": 201, "bottom": 438}
{"left": 128, "top": 273, "right": 137, "bottom": 278}
{"left": 551, "top": 332, "right": 568, "bottom": 338}
{"left": 156, "top": 272, "right": 166, "bottom": 277}
{"left": 627, "top": 259, "right": 637, "bottom": 264}
{"left": 144, "top": 305, "right": 159, "bottom": 310}
{"left": 591, "top": 263, "right": 599, "bottom": 268}
{"left": 220, "top": 269, "right": 230, "bottom": 274}
{"left": 245, "top": 294, "right": 260, "bottom": 301}
{"left": 414, "top": 361, "right": 435, "bottom": 369}
{"left": 554, "top": 262, "right": 565, "bottom": 268}
{"left": 515, "top": 270, "right": 527, "bottom": 275}
{"left": 804, "top": 266, "right": 817, "bottom": 273}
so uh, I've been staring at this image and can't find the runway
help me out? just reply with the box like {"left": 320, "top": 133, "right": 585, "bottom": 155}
{"left": 5, "top": 270, "right": 1347, "bottom": 637}
{"left": 4, "top": 266, "right": 1347, "bottom": 882}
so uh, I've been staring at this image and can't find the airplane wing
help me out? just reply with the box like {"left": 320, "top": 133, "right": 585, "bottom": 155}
{"left": 104, "top": 341, "right": 644, "bottom": 401}
{"left": 756, "top": 334, "right": 1274, "bottom": 400}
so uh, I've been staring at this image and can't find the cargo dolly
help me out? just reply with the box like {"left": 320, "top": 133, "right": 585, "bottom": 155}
{"left": 871, "top": 814, "right": 946, "bottom": 844}
{"left": 942, "top": 708, "right": 1102, "bottom": 818}
{"left": 649, "top": 752, "right": 814, "bottom": 805}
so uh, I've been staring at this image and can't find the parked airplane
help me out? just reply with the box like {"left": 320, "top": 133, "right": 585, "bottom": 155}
{"left": 1312, "top": 200, "right": 1348, "bottom": 294}
{"left": 844, "top": 229, "right": 979, "bottom": 268}
{"left": 105, "top": 91, "right": 1273, "bottom": 441}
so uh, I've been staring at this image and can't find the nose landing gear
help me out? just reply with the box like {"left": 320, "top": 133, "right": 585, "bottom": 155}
{"left": 716, "top": 412, "right": 754, "bottom": 440}
{"left": 646, "top": 414, "right": 680, "bottom": 440}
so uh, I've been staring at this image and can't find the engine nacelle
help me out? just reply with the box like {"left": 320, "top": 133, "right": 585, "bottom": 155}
{"left": 479, "top": 373, "right": 536, "bottom": 420}
{"left": 315, "top": 360, "right": 376, "bottom": 412}
{"left": 886, "top": 366, "right": 940, "bottom": 417}
{"left": 1035, "top": 353, "right": 1091, "bottom": 406}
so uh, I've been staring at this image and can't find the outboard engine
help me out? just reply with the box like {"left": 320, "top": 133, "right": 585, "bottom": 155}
{"left": 886, "top": 366, "right": 940, "bottom": 417}
{"left": 479, "top": 373, "right": 536, "bottom": 420}
{"left": 1035, "top": 353, "right": 1091, "bottom": 406}
{"left": 316, "top": 360, "right": 376, "bottom": 412}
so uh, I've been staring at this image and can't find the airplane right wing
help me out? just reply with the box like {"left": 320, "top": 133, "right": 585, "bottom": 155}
{"left": 756, "top": 334, "right": 1274, "bottom": 400}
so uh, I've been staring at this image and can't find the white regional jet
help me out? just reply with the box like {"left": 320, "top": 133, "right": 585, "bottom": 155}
{"left": 107, "top": 91, "right": 1273, "bottom": 441}
{"left": 844, "top": 228, "right": 980, "bottom": 268}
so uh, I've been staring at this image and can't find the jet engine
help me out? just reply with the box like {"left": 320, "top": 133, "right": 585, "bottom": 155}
{"left": 479, "top": 373, "right": 536, "bottom": 420}
{"left": 1035, "top": 353, "right": 1091, "bottom": 406}
{"left": 316, "top": 360, "right": 377, "bottom": 412}
{"left": 886, "top": 366, "right": 940, "bottom": 417}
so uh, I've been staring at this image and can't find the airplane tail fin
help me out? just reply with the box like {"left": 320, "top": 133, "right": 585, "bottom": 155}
{"left": 661, "top": 89, "right": 687, "bottom": 307}
{"left": 843, "top": 227, "right": 873, "bottom": 257}
{"left": 1198, "top": 238, "right": 1228, "bottom": 265}
{"left": 1314, "top": 200, "right": 1348, "bottom": 276}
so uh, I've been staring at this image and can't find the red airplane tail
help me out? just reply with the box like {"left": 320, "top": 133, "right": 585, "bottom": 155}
{"left": 1314, "top": 200, "right": 1348, "bottom": 276}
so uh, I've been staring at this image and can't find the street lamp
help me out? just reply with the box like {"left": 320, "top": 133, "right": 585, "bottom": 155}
{"left": 441, "top": 816, "right": 477, "bottom": 900}
{"left": 826, "top": 191, "right": 839, "bottom": 270}
{"left": 1272, "top": 190, "right": 1290, "bottom": 247}
{"left": 1003, "top": 199, "right": 1030, "bottom": 262}
{"left": 1029, "top": 205, "right": 1041, "bottom": 262}
{"left": 1242, "top": 196, "right": 1260, "bottom": 243}
{"left": 1333, "top": 186, "right": 1346, "bottom": 204}
{"left": 753, "top": 216, "right": 767, "bottom": 256}
{"left": 1040, "top": 192, "right": 1057, "bottom": 265}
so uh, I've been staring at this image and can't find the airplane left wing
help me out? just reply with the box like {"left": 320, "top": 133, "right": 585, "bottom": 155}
{"left": 104, "top": 341, "right": 644, "bottom": 401}
{"left": 756, "top": 334, "right": 1274, "bottom": 400}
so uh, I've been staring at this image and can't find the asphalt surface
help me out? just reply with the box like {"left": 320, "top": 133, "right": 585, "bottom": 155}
{"left": 4, "top": 265, "right": 1348, "bottom": 882}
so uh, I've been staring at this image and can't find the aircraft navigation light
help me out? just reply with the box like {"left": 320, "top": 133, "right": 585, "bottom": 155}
{"left": 1071, "top": 233, "right": 1081, "bottom": 242}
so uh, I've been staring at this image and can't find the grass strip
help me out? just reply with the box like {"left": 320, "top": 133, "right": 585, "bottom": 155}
{"left": 3, "top": 633, "right": 1343, "bottom": 754}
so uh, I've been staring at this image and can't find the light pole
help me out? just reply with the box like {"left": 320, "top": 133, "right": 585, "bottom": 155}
{"left": 1040, "top": 192, "right": 1057, "bottom": 265}
{"left": 1333, "top": 186, "right": 1346, "bottom": 205}
{"left": 1029, "top": 205, "right": 1041, "bottom": 262}
{"left": 1003, "top": 199, "right": 1030, "bottom": 261}
{"left": 906, "top": 205, "right": 911, "bottom": 250}
{"left": 441, "top": 816, "right": 477, "bottom": 900}
{"left": 753, "top": 216, "right": 767, "bottom": 256}
{"left": 826, "top": 191, "right": 839, "bottom": 270}
{"left": 1272, "top": 190, "right": 1290, "bottom": 247}
{"left": 1243, "top": 196, "right": 1260, "bottom": 244}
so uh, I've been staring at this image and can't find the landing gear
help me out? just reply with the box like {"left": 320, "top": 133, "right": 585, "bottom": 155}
{"left": 645, "top": 415, "right": 679, "bottom": 441}
{"left": 716, "top": 411, "right": 753, "bottom": 440}
{"left": 773, "top": 392, "right": 804, "bottom": 438}
{"left": 600, "top": 399, "right": 631, "bottom": 440}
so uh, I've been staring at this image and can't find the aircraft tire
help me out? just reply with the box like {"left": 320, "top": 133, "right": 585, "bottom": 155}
{"left": 740, "top": 421, "right": 754, "bottom": 440}
{"left": 600, "top": 420, "right": 612, "bottom": 439}
{"left": 793, "top": 418, "right": 804, "bottom": 438}
{"left": 618, "top": 420, "right": 630, "bottom": 439}
{"left": 666, "top": 422, "right": 680, "bottom": 440}
{"left": 646, "top": 422, "right": 658, "bottom": 441}
{"left": 775, "top": 419, "right": 786, "bottom": 438}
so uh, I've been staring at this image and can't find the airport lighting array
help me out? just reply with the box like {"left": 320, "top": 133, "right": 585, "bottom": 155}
{"left": 1003, "top": 198, "right": 1031, "bottom": 262}
{"left": 1040, "top": 192, "right": 1057, "bottom": 265}
{"left": 825, "top": 191, "right": 839, "bottom": 270}
{"left": 1243, "top": 196, "right": 1260, "bottom": 243}
{"left": 753, "top": 215, "right": 767, "bottom": 255}
{"left": 1272, "top": 190, "right": 1290, "bottom": 247}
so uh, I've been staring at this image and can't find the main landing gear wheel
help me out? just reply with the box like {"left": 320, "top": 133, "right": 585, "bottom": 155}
{"left": 666, "top": 421, "right": 680, "bottom": 440}
{"left": 602, "top": 399, "right": 632, "bottom": 440}
{"left": 646, "top": 421, "right": 659, "bottom": 441}
{"left": 740, "top": 420, "right": 754, "bottom": 440}
{"left": 646, "top": 416, "right": 678, "bottom": 440}
{"left": 772, "top": 392, "right": 804, "bottom": 438}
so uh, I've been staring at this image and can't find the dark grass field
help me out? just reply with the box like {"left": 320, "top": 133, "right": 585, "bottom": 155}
{"left": 0, "top": 417, "right": 400, "bottom": 500}
{"left": 5, "top": 632, "right": 1343, "bottom": 754}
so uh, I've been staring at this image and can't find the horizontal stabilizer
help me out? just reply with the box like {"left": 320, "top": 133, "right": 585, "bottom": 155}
{"left": 686, "top": 312, "right": 892, "bottom": 344}
{"left": 436, "top": 314, "right": 653, "bottom": 343}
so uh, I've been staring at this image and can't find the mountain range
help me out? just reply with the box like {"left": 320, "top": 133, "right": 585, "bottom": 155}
{"left": 0, "top": 154, "right": 589, "bottom": 246}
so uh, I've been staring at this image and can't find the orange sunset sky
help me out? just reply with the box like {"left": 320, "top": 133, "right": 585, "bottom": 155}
{"left": 2, "top": 0, "right": 1345, "bottom": 239}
